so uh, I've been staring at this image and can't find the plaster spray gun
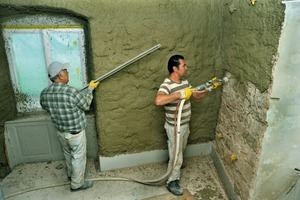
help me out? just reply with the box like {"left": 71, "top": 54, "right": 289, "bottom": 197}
{"left": 180, "top": 76, "right": 229, "bottom": 99}
{"left": 194, "top": 76, "right": 229, "bottom": 92}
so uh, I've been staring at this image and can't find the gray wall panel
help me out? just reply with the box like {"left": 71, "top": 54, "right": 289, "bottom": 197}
{"left": 5, "top": 114, "right": 98, "bottom": 169}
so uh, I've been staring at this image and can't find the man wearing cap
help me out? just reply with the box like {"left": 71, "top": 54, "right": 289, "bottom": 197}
{"left": 40, "top": 61, "right": 99, "bottom": 192}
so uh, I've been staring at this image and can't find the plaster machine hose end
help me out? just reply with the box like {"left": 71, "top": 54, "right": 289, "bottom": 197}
{"left": 194, "top": 76, "right": 228, "bottom": 92}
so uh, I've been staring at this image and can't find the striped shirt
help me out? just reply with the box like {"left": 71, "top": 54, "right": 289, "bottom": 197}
{"left": 158, "top": 78, "right": 192, "bottom": 126}
{"left": 40, "top": 83, "right": 93, "bottom": 133}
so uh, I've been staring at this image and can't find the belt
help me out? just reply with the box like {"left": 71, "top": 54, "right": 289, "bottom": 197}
{"left": 166, "top": 121, "right": 188, "bottom": 127}
{"left": 59, "top": 129, "right": 82, "bottom": 135}
{"left": 70, "top": 131, "right": 81, "bottom": 135}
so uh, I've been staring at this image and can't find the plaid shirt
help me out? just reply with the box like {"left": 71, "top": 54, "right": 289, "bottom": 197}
{"left": 40, "top": 83, "right": 93, "bottom": 133}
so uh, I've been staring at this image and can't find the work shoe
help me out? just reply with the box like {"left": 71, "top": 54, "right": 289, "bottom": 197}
{"left": 166, "top": 180, "right": 183, "bottom": 196}
{"left": 70, "top": 180, "right": 94, "bottom": 192}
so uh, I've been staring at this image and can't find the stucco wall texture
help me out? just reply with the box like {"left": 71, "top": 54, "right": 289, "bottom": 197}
{"left": 0, "top": 0, "right": 223, "bottom": 156}
{"left": 92, "top": 0, "right": 224, "bottom": 155}
{"left": 0, "top": 27, "right": 15, "bottom": 177}
{"left": 0, "top": 0, "right": 285, "bottom": 197}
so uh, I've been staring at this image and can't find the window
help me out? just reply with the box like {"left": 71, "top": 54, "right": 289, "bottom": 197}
{"left": 3, "top": 15, "right": 88, "bottom": 113}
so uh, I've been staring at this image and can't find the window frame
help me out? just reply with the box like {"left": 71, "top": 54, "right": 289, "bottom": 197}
{"left": 3, "top": 26, "right": 88, "bottom": 113}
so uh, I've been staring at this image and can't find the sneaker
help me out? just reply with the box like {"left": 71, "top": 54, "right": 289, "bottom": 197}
{"left": 70, "top": 180, "right": 94, "bottom": 192}
{"left": 166, "top": 180, "right": 183, "bottom": 196}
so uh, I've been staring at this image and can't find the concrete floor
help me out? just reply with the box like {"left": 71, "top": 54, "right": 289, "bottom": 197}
{"left": 0, "top": 155, "right": 228, "bottom": 200}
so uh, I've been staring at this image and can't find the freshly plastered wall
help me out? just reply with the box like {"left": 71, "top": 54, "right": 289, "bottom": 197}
{"left": 92, "top": 1, "right": 224, "bottom": 156}
{"left": 0, "top": 0, "right": 223, "bottom": 162}
{"left": 0, "top": 2, "right": 289, "bottom": 199}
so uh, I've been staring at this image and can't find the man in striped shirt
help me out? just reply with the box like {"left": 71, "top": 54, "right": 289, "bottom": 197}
{"left": 40, "top": 61, "right": 99, "bottom": 192}
{"left": 155, "top": 55, "right": 206, "bottom": 196}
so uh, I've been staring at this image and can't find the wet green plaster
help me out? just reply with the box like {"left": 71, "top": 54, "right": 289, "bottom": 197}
{"left": 0, "top": 0, "right": 285, "bottom": 160}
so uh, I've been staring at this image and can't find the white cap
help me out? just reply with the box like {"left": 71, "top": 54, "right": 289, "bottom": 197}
{"left": 47, "top": 61, "right": 69, "bottom": 79}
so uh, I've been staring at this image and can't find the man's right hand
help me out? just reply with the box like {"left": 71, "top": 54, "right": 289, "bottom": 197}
{"left": 89, "top": 80, "right": 99, "bottom": 90}
{"left": 180, "top": 88, "right": 194, "bottom": 100}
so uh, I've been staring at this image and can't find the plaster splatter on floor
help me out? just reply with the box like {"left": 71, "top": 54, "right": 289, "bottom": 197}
{"left": 1, "top": 155, "right": 228, "bottom": 200}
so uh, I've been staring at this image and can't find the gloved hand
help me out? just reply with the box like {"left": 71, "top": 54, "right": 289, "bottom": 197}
{"left": 180, "top": 88, "right": 194, "bottom": 100}
{"left": 88, "top": 80, "right": 99, "bottom": 90}
{"left": 212, "top": 81, "right": 221, "bottom": 89}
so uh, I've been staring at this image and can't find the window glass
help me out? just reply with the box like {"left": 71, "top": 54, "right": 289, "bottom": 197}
{"left": 3, "top": 26, "right": 87, "bottom": 113}
{"left": 47, "top": 29, "right": 86, "bottom": 89}
{"left": 11, "top": 31, "right": 48, "bottom": 98}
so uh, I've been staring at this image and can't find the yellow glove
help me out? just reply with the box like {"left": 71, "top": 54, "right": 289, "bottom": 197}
{"left": 180, "top": 88, "right": 194, "bottom": 100}
{"left": 88, "top": 80, "right": 99, "bottom": 90}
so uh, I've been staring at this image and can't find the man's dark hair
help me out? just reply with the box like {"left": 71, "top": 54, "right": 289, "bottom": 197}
{"left": 167, "top": 55, "right": 184, "bottom": 74}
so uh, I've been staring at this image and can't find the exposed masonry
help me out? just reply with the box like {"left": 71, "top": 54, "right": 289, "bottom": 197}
{"left": 215, "top": 72, "right": 269, "bottom": 200}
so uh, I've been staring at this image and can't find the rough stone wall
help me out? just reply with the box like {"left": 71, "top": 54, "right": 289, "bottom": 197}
{"left": 214, "top": 73, "right": 270, "bottom": 199}
{"left": 214, "top": 1, "right": 285, "bottom": 199}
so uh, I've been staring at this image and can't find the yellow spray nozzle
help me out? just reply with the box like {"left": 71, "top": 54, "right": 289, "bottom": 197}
{"left": 251, "top": 0, "right": 256, "bottom": 5}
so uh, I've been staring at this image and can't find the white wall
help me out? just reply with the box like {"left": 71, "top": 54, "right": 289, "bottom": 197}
{"left": 252, "top": 3, "right": 300, "bottom": 200}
